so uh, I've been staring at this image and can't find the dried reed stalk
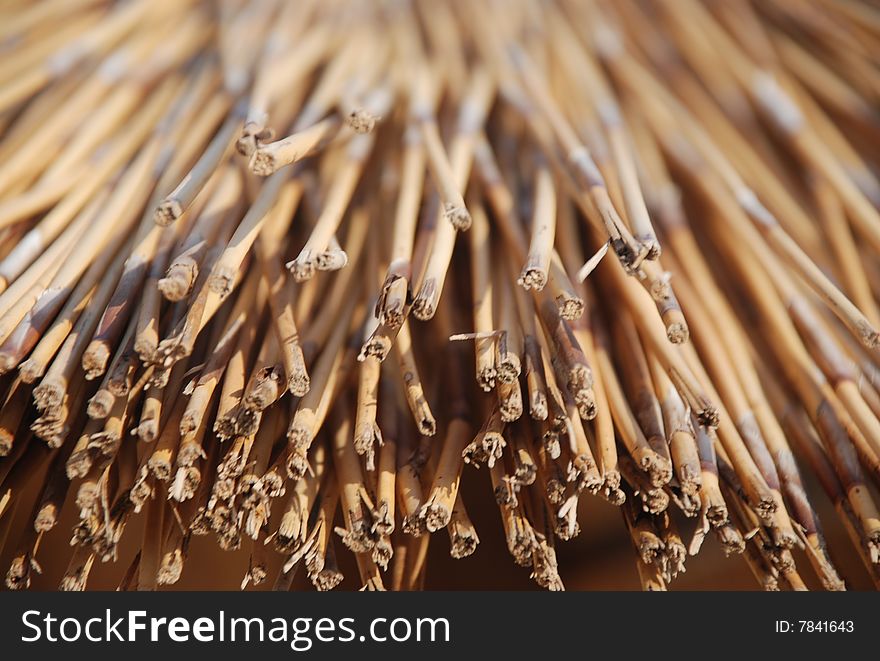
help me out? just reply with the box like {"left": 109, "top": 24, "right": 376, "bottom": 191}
{"left": 1, "top": 0, "right": 879, "bottom": 593}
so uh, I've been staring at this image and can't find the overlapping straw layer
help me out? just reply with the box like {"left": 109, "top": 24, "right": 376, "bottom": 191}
{"left": 1, "top": 0, "right": 880, "bottom": 591}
